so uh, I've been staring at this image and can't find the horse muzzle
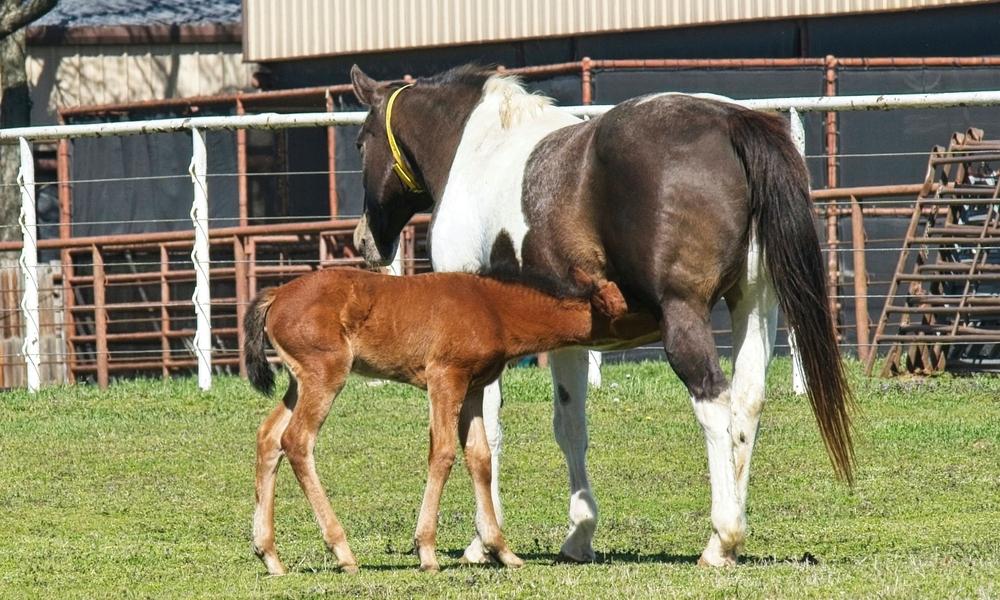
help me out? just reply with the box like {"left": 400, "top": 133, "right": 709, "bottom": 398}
{"left": 353, "top": 214, "right": 396, "bottom": 267}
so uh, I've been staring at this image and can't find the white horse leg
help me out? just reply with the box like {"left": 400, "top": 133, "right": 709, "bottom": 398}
{"left": 550, "top": 347, "right": 598, "bottom": 562}
{"left": 726, "top": 245, "right": 778, "bottom": 531}
{"left": 691, "top": 389, "right": 743, "bottom": 567}
{"left": 461, "top": 380, "right": 505, "bottom": 564}
{"left": 587, "top": 350, "right": 603, "bottom": 388}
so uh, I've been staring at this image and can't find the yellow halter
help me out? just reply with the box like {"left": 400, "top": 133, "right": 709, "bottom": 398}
{"left": 384, "top": 84, "right": 424, "bottom": 194}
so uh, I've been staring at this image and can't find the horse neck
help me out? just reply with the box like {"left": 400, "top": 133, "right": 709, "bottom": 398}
{"left": 486, "top": 282, "right": 595, "bottom": 357}
{"left": 393, "top": 84, "right": 485, "bottom": 200}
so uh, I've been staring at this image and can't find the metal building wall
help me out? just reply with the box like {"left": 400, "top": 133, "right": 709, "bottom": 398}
{"left": 23, "top": 43, "right": 253, "bottom": 125}
{"left": 244, "top": 0, "right": 987, "bottom": 62}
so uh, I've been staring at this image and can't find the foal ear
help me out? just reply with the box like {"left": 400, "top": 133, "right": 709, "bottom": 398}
{"left": 351, "top": 65, "right": 378, "bottom": 106}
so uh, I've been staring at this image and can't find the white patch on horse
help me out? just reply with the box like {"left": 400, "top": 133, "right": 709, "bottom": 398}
{"left": 431, "top": 75, "right": 581, "bottom": 273}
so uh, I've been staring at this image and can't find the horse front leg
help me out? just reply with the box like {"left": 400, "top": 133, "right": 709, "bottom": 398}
{"left": 550, "top": 347, "right": 598, "bottom": 563}
{"left": 460, "top": 381, "right": 505, "bottom": 565}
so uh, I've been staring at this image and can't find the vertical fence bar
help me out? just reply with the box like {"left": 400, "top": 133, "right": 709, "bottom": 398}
{"left": 236, "top": 98, "right": 249, "bottom": 228}
{"left": 57, "top": 136, "right": 76, "bottom": 383}
{"left": 233, "top": 235, "right": 248, "bottom": 377}
{"left": 326, "top": 89, "right": 339, "bottom": 218}
{"left": 824, "top": 55, "right": 843, "bottom": 341}
{"left": 581, "top": 56, "right": 601, "bottom": 387}
{"left": 190, "top": 127, "right": 212, "bottom": 390}
{"left": 787, "top": 109, "right": 807, "bottom": 395}
{"left": 92, "top": 245, "right": 108, "bottom": 389}
{"left": 17, "top": 138, "right": 40, "bottom": 392}
{"left": 160, "top": 244, "right": 171, "bottom": 378}
{"left": 850, "top": 195, "right": 870, "bottom": 363}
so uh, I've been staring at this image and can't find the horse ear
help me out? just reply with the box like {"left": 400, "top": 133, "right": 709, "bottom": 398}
{"left": 351, "top": 65, "right": 378, "bottom": 106}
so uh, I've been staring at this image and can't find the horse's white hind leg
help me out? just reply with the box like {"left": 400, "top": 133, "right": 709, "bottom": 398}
{"left": 550, "top": 348, "right": 598, "bottom": 563}
{"left": 461, "top": 381, "right": 505, "bottom": 564}
{"left": 705, "top": 238, "right": 778, "bottom": 565}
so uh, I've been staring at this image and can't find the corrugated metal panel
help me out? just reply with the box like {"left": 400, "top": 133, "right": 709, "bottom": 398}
{"left": 21, "top": 44, "right": 254, "bottom": 124}
{"left": 245, "top": 0, "right": 988, "bottom": 62}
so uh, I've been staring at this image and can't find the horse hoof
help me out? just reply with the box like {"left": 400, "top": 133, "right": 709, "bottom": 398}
{"left": 556, "top": 542, "right": 596, "bottom": 564}
{"left": 419, "top": 563, "right": 441, "bottom": 573}
{"left": 460, "top": 541, "right": 497, "bottom": 565}
{"left": 340, "top": 564, "right": 360, "bottom": 575}
{"left": 697, "top": 552, "right": 737, "bottom": 568}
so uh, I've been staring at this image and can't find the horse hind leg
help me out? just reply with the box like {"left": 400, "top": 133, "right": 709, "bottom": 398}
{"left": 280, "top": 354, "right": 358, "bottom": 574}
{"left": 725, "top": 244, "right": 778, "bottom": 516}
{"left": 253, "top": 379, "right": 296, "bottom": 576}
{"left": 659, "top": 298, "right": 743, "bottom": 567}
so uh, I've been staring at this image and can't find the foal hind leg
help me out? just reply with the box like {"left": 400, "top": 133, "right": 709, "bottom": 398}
{"left": 459, "top": 389, "right": 523, "bottom": 568}
{"left": 253, "top": 379, "right": 297, "bottom": 575}
{"left": 550, "top": 347, "right": 598, "bottom": 563}
{"left": 659, "top": 299, "right": 742, "bottom": 567}
{"left": 281, "top": 357, "right": 358, "bottom": 573}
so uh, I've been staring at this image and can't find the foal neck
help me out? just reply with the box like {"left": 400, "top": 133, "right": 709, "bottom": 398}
{"left": 482, "top": 279, "right": 596, "bottom": 357}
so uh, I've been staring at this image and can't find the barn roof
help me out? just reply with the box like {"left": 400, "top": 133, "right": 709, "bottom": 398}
{"left": 34, "top": 0, "right": 241, "bottom": 27}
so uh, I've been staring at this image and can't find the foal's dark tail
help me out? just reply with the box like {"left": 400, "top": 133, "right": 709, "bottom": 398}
{"left": 244, "top": 288, "right": 280, "bottom": 396}
{"left": 728, "top": 108, "right": 855, "bottom": 484}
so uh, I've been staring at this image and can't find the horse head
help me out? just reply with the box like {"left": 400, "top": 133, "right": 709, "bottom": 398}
{"left": 350, "top": 65, "right": 433, "bottom": 266}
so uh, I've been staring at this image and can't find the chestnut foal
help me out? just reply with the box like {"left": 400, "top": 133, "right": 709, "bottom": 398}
{"left": 244, "top": 267, "right": 639, "bottom": 574}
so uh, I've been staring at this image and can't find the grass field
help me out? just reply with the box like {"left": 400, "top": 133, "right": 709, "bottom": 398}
{"left": 1, "top": 359, "right": 999, "bottom": 598}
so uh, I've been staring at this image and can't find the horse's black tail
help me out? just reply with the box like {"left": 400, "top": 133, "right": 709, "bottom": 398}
{"left": 728, "top": 108, "right": 854, "bottom": 484}
{"left": 244, "top": 288, "right": 279, "bottom": 396}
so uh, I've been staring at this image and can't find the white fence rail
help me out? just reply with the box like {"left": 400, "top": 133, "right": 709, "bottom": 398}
{"left": 4, "top": 89, "right": 1000, "bottom": 391}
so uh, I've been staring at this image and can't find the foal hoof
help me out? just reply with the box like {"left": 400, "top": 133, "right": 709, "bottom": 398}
{"left": 499, "top": 553, "right": 525, "bottom": 569}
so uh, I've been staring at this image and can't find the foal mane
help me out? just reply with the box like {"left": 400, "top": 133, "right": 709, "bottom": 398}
{"left": 478, "top": 262, "right": 590, "bottom": 302}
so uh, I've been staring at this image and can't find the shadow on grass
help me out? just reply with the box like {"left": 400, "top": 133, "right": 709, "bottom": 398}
{"left": 288, "top": 550, "right": 823, "bottom": 575}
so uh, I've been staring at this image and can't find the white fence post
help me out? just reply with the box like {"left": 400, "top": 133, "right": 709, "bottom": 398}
{"left": 787, "top": 108, "right": 808, "bottom": 396}
{"left": 17, "top": 138, "right": 40, "bottom": 393}
{"left": 189, "top": 127, "right": 212, "bottom": 390}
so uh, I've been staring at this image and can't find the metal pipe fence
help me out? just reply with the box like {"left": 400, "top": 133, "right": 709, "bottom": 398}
{"left": 4, "top": 90, "right": 1000, "bottom": 391}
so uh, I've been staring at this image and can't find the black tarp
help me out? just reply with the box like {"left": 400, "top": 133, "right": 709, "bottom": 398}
{"left": 70, "top": 130, "right": 238, "bottom": 237}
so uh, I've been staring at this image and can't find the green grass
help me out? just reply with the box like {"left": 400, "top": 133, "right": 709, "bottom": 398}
{"left": 1, "top": 359, "right": 998, "bottom": 598}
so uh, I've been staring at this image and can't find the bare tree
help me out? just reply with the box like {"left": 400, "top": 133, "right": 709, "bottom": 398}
{"left": 1, "top": 0, "right": 57, "bottom": 241}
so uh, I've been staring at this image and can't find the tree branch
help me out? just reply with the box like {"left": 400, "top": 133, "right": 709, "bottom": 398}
{"left": 0, "top": 0, "right": 58, "bottom": 39}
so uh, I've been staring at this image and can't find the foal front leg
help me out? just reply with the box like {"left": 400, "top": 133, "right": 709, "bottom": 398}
{"left": 414, "top": 373, "right": 467, "bottom": 571}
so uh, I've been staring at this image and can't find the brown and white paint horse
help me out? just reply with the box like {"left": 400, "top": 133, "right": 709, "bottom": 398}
{"left": 245, "top": 267, "right": 642, "bottom": 574}
{"left": 350, "top": 65, "right": 854, "bottom": 567}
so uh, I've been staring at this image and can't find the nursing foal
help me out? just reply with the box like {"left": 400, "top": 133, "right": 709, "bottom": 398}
{"left": 244, "top": 266, "right": 640, "bottom": 574}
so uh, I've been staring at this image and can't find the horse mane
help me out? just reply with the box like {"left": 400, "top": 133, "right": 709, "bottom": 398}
{"left": 419, "top": 63, "right": 555, "bottom": 130}
{"left": 419, "top": 63, "right": 495, "bottom": 88}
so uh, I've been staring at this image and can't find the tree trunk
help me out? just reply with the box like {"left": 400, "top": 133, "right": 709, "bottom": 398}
{"left": 1, "top": 28, "right": 28, "bottom": 242}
